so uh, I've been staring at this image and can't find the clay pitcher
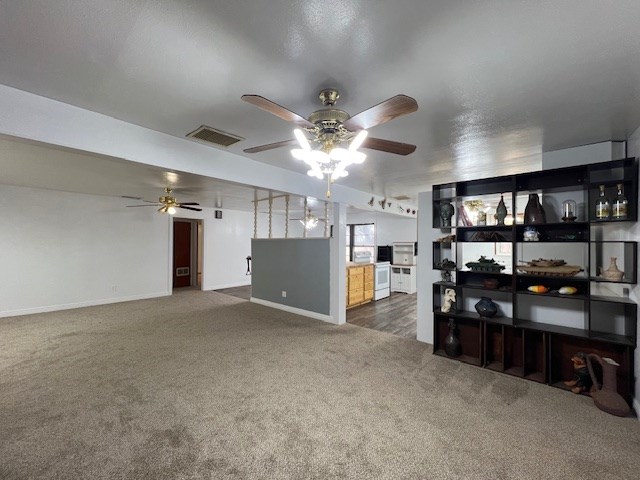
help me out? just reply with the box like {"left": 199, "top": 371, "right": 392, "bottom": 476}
{"left": 586, "top": 354, "right": 630, "bottom": 417}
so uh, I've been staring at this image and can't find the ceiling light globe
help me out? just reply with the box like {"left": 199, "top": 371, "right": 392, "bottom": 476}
{"left": 167, "top": 206, "right": 177, "bottom": 215}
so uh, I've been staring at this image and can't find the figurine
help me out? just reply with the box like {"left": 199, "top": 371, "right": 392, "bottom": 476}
{"left": 564, "top": 352, "right": 593, "bottom": 394}
{"left": 441, "top": 288, "right": 456, "bottom": 313}
{"left": 441, "top": 270, "right": 452, "bottom": 283}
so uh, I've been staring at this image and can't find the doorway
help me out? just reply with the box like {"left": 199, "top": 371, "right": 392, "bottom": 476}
{"left": 173, "top": 218, "right": 203, "bottom": 289}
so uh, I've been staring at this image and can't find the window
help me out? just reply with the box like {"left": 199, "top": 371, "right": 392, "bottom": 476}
{"left": 346, "top": 223, "right": 375, "bottom": 261}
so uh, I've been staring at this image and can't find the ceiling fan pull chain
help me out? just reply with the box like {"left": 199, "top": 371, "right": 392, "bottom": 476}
{"left": 324, "top": 201, "right": 329, "bottom": 238}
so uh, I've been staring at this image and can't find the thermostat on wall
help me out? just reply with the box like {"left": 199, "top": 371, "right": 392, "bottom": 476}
{"left": 215, "top": 210, "right": 222, "bottom": 219}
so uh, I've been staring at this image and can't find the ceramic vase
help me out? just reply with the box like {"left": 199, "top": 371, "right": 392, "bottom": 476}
{"left": 475, "top": 297, "right": 498, "bottom": 318}
{"left": 440, "top": 202, "right": 454, "bottom": 227}
{"left": 600, "top": 257, "right": 624, "bottom": 282}
{"left": 524, "top": 193, "right": 546, "bottom": 224}
{"left": 495, "top": 195, "right": 508, "bottom": 225}
{"left": 444, "top": 320, "right": 461, "bottom": 357}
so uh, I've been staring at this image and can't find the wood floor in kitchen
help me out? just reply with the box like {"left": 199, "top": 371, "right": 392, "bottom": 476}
{"left": 214, "top": 286, "right": 417, "bottom": 340}
{"left": 346, "top": 292, "right": 417, "bottom": 339}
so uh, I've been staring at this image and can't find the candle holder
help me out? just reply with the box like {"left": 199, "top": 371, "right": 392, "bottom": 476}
{"left": 562, "top": 199, "right": 577, "bottom": 222}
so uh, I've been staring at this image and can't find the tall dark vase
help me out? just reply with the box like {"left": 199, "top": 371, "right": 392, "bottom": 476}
{"left": 444, "top": 320, "right": 461, "bottom": 357}
{"left": 524, "top": 193, "right": 546, "bottom": 224}
{"left": 495, "top": 194, "right": 507, "bottom": 225}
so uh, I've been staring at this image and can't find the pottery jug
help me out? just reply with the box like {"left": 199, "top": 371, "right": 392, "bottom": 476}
{"left": 495, "top": 195, "right": 508, "bottom": 225}
{"left": 475, "top": 297, "right": 498, "bottom": 318}
{"left": 524, "top": 193, "right": 546, "bottom": 224}
{"left": 600, "top": 257, "right": 624, "bottom": 282}
{"left": 444, "top": 320, "right": 461, "bottom": 357}
{"left": 586, "top": 354, "right": 630, "bottom": 417}
{"left": 440, "top": 202, "right": 455, "bottom": 227}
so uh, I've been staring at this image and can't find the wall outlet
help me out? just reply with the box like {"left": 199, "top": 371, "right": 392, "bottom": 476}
{"left": 281, "top": 291, "right": 287, "bottom": 298}
{"left": 111, "top": 285, "right": 118, "bottom": 292}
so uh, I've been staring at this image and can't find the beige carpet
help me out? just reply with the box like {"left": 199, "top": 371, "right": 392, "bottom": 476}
{"left": 1, "top": 290, "right": 639, "bottom": 479}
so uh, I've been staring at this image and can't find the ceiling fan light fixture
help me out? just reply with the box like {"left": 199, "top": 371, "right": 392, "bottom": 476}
{"left": 293, "top": 128, "right": 311, "bottom": 150}
{"left": 349, "top": 130, "right": 368, "bottom": 151}
{"left": 167, "top": 206, "right": 177, "bottom": 215}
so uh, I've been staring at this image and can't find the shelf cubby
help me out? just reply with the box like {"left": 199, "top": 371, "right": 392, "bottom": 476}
{"left": 434, "top": 313, "right": 482, "bottom": 366}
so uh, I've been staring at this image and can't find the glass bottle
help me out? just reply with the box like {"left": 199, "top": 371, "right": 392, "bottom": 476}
{"left": 595, "top": 185, "right": 610, "bottom": 220}
{"left": 612, "top": 183, "right": 628, "bottom": 220}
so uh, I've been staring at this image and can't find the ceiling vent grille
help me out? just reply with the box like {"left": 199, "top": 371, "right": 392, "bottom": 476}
{"left": 393, "top": 195, "right": 411, "bottom": 201}
{"left": 186, "top": 125, "right": 243, "bottom": 147}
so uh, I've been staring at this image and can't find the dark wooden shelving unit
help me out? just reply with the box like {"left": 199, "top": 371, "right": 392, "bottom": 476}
{"left": 432, "top": 157, "right": 638, "bottom": 405}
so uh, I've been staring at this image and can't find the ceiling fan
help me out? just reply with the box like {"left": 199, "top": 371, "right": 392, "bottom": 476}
{"left": 290, "top": 208, "right": 326, "bottom": 230}
{"left": 124, "top": 187, "right": 202, "bottom": 214}
{"left": 241, "top": 88, "right": 418, "bottom": 196}
{"left": 242, "top": 88, "right": 418, "bottom": 155}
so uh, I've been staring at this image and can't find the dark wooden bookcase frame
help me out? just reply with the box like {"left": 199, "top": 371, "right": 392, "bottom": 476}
{"left": 432, "top": 157, "right": 638, "bottom": 404}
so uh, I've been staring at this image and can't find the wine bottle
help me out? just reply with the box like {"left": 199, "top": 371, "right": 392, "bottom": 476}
{"left": 595, "top": 185, "right": 610, "bottom": 220}
{"left": 612, "top": 183, "right": 628, "bottom": 220}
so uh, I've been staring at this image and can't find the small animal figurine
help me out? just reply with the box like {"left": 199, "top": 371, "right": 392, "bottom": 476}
{"left": 564, "top": 352, "right": 593, "bottom": 394}
{"left": 441, "top": 288, "right": 456, "bottom": 313}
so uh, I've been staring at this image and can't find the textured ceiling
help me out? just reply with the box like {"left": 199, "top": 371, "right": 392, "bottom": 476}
{"left": 1, "top": 0, "right": 640, "bottom": 203}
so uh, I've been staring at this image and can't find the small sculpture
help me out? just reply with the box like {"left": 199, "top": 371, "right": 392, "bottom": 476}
{"left": 441, "top": 288, "right": 456, "bottom": 313}
{"left": 437, "top": 258, "right": 457, "bottom": 270}
{"left": 523, "top": 226, "right": 540, "bottom": 242}
{"left": 439, "top": 201, "right": 455, "bottom": 227}
{"left": 440, "top": 270, "right": 452, "bottom": 283}
{"left": 564, "top": 352, "right": 593, "bottom": 394}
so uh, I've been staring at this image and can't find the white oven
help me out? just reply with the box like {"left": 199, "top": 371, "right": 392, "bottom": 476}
{"left": 374, "top": 261, "right": 391, "bottom": 300}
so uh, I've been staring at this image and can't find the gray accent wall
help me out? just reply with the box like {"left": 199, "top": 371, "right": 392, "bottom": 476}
{"left": 251, "top": 238, "right": 330, "bottom": 315}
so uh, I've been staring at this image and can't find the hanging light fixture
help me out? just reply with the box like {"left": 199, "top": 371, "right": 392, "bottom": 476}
{"left": 301, "top": 213, "right": 319, "bottom": 231}
{"left": 291, "top": 129, "right": 368, "bottom": 198}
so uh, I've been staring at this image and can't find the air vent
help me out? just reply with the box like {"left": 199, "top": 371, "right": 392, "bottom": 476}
{"left": 186, "top": 125, "right": 243, "bottom": 147}
{"left": 393, "top": 195, "right": 411, "bottom": 201}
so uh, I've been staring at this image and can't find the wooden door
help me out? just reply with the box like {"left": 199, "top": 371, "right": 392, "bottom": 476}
{"left": 173, "top": 221, "right": 191, "bottom": 288}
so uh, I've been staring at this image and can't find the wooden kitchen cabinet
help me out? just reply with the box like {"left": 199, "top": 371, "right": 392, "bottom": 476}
{"left": 347, "top": 264, "right": 374, "bottom": 308}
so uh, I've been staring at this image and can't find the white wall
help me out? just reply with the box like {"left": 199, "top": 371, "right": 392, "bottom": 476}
{"left": 346, "top": 211, "right": 417, "bottom": 248}
{"left": 0, "top": 185, "right": 170, "bottom": 317}
{"left": 0, "top": 184, "right": 293, "bottom": 317}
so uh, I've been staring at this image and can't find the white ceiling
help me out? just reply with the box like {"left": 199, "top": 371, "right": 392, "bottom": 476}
{"left": 1, "top": 1, "right": 640, "bottom": 204}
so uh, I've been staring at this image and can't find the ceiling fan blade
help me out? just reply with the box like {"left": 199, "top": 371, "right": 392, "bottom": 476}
{"left": 343, "top": 95, "right": 418, "bottom": 131}
{"left": 242, "top": 95, "right": 314, "bottom": 127}
{"left": 361, "top": 137, "right": 416, "bottom": 156}
{"left": 123, "top": 196, "right": 158, "bottom": 203}
{"left": 178, "top": 202, "right": 200, "bottom": 206}
{"left": 178, "top": 205, "right": 203, "bottom": 212}
{"left": 126, "top": 204, "right": 162, "bottom": 207}
{"left": 244, "top": 139, "right": 298, "bottom": 154}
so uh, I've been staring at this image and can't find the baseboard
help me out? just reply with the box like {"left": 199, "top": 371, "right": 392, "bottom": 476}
{"left": 205, "top": 280, "right": 251, "bottom": 291}
{"left": 633, "top": 398, "right": 640, "bottom": 420}
{"left": 0, "top": 292, "right": 171, "bottom": 318}
{"left": 250, "top": 297, "right": 335, "bottom": 324}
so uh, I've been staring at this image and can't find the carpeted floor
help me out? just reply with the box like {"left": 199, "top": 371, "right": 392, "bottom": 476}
{"left": 1, "top": 291, "right": 639, "bottom": 479}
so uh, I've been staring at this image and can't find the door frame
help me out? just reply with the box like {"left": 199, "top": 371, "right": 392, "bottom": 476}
{"left": 170, "top": 217, "right": 204, "bottom": 291}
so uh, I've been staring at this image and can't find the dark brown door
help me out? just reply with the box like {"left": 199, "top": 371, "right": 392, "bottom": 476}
{"left": 173, "top": 221, "right": 191, "bottom": 288}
